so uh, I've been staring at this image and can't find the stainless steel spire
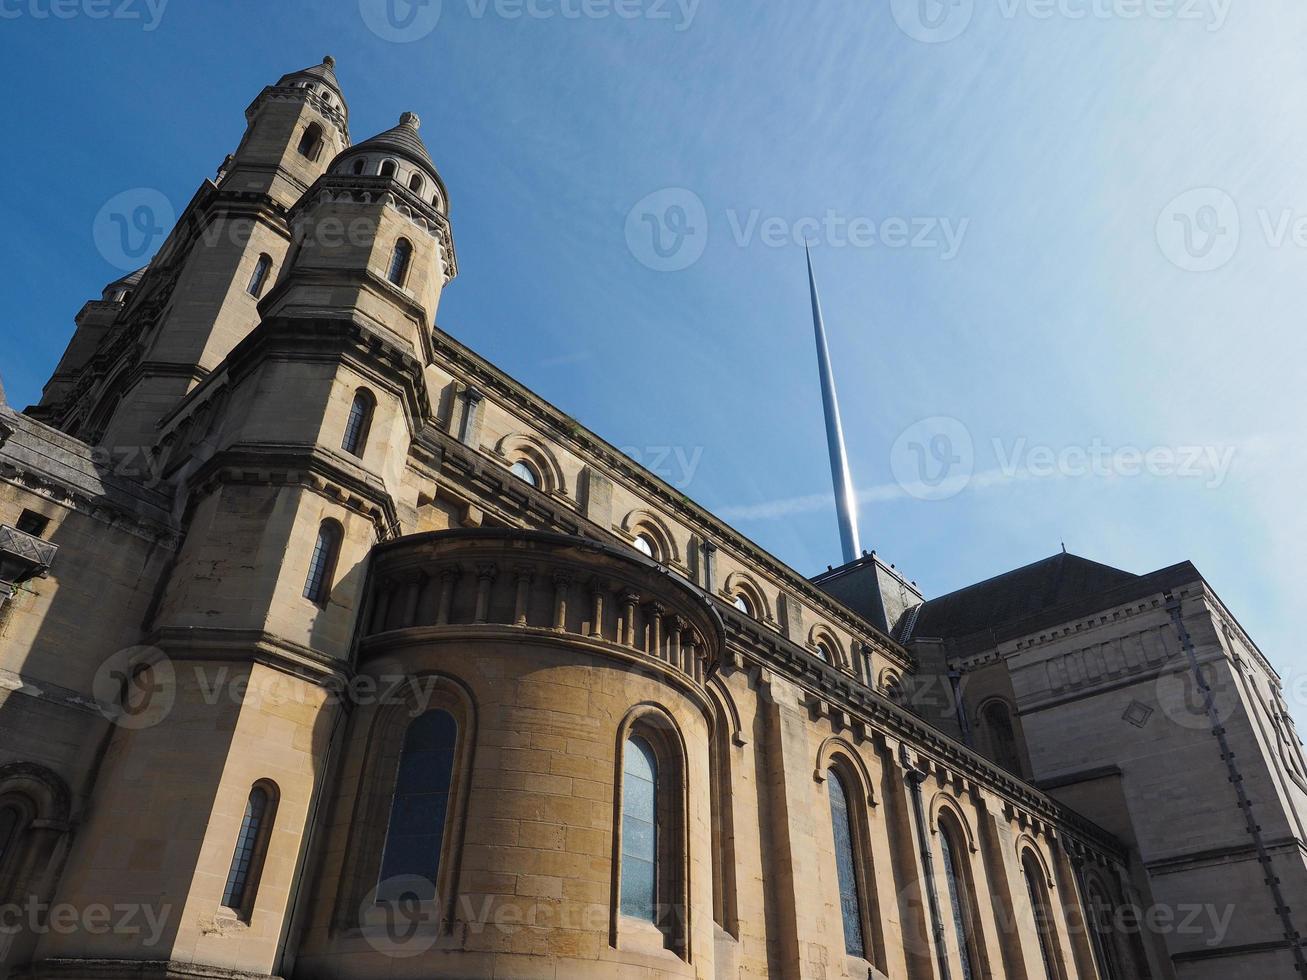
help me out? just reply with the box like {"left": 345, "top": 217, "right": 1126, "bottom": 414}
{"left": 806, "top": 246, "right": 862, "bottom": 564}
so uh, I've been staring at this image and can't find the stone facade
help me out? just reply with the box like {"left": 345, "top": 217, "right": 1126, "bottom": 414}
{"left": 0, "top": 57, "right": 1302, "bottom": 979}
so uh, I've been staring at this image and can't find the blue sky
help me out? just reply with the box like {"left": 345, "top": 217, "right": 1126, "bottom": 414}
{"left": 1, "top": 2, "right": 1302, "bottom": 717}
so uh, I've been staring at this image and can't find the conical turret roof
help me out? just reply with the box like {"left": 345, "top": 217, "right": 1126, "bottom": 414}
{"left": 349, "top": 112, "right": 436, "bottom": 172}
{"left": 277, "top": 55, "right": 343, "bottom": 97}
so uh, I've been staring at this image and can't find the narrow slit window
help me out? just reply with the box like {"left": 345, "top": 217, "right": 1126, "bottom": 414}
{"left": 297, "top": 123, "right": 324, "bottom": 162}
{"left": 247, "top": 254, "right": 273, "bottom": 298}
{"left": 828, "top": 769, "right": 867, "bottom": 958}
{"left": 222, "top": 784, "right": 275, "bottom": 916}
{"left": 376, "top": 709, "right": 458, "bottom": 903}
{"left": 304, "top": 520, "right": 342, "bottom": 604}
{"left": 342, "top": 389, "right": 375, "bottom": 457}
{"left": 388, "top": 238, "right": 413, "bottom": 287}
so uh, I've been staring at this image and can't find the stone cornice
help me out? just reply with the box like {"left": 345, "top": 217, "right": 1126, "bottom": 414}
{"left": 422, "top": 331, "right": 918, "bottom": 673}
{"left": 184, "top": 444, "right": 399, "bottom": 536}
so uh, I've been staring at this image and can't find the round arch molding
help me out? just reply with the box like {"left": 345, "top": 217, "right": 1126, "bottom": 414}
{"left": 495, "top": 432, "right": 569, "bottom": 497}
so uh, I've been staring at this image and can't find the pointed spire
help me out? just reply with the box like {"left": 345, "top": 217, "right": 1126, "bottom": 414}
{"left": 806, "top": 245, "right": 862, "bottom": 565}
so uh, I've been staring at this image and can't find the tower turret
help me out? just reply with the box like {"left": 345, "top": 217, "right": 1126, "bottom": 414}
{"left": 222, "top": 55, "right": 350, "bottom": 208}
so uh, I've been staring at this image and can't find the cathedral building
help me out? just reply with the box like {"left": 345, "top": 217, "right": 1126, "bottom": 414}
{"left": 0, "top": 57, "right": 1303, "bottom": 979}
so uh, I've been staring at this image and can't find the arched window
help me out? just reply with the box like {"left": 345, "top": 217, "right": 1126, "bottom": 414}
{"left": 342, "top": 388, "right": 375, "bottom": 457}
{"left": 432, "top": 193, "right": 443, "bottom": 210}
{"left": 982, "top": 701, "right": 1022, "bottom": 775}
{"left": 352, "top": 157, "right": 367, "bottom": 176}
{"left": 0, "top": 802, "right": 21, "bottom": 869}
{"left": 939, "top": 817, "right": 981, "bottom": 980}
{"left": 1023, "top": 851, "right": 1065, "bottom": 980}
{"left": 816, "top": 641, "right": 836, "bottom": 664}
{"left": 304, "top": 520, "right": 342, "bottom": 605}
{"left": 709, "top": 697, "right": 737, "bottom": 936}
{"left": 377, "top": 709, "right": 459, "bottom": 903}
{"left": 633, "top": 534, "right": 656, "bottom": 560}
{"left": 732, "top": 593, "right": 753, "bottom": 616}
{"left": 828, "top": 769, "right": 867, "bottom": 958}
{"left": 387, "top": 238, "right": 413, "bottom": 287}
{"left": 1085, "top": 879, "right": 1121, "bottom": 980}
{"left": 409, "top": 173, "right": 425, "bottom": 195}
{"left": 621, "top": 736, "right": 658, "bottom": 922}
{"left": 510, "top": 460, "right": 538, "bottom": 487}
{"left": 297, "top": 123, "right": 324, "bottom": 162}
{"left": 247, "top": 253, "right": 273, "bottom": 298}
{"left": 221, "top": 783, "right": 278, "bottom": 919}
{"left": 379, "top": 159, "right": 398, "bottom": 179}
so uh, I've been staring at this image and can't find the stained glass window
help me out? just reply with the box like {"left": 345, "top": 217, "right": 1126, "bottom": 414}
{"left": 621, "top": 737, "right": 658, "bottom": 920}
{"left": 828, "top": 769, "right": 866, "bottom": 958}
{"left": 377, "top": 709, "right": 458, "bottom": 903}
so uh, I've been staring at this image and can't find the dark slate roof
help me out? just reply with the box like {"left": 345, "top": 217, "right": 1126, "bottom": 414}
{"left": 910, "top": 553, "right": 1139, "bottom": 642}
{"left": 278, "top": 55, "right": 342, "bottom": 95}
{"left": 350, "top": 113, "right": 437, "bottom": 173}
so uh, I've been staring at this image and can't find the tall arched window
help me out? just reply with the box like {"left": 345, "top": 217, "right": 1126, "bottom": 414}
{"left": 828, "top": 769, "right": 867, "bottom": 958}
{"left": 379, "top": 159, "right": 398, "bottom": 179}
{"left": 0, "top": 802, "right": 20, "bottom": 869}
{"left": 304, "top": 520, "right": 342, "bottom": 605}
{"left": 621, "top": 736, "right": 658, "bottom": 922}
{"left": 387, "top": 238, "right": 413, "bottom": 287}
{"left": 983, "top": 701, "right": 1022, "bottom": 775}
{"left": 342, "top": 388, "right": 375, "bottom": 457}
{"left": 222, "top": 783, "right": 278, "bottom": 919}
{"left": 709, "top": 697, "right": 738, "bottom": 936}
{"left": 377, "top": 709, "right": 458, "bottom": 903}
{"left": 297, "top": 123, "right": 324, "bottom": 162}
{"left": 1085, "top": 879, "right": 1121, "bottom": 980}
{"left": 352, "top": 157, "right": 367, "bottom": 175}
{"left": 1023, "top": 851, "right": 1065, "bottom": 980}
{"left": 247, "top": 253, "right": 273, "bottom": 298}
{"left": 409, "top": 173, "right": 425, "bottom": 195}
{"left": 939, "top": 817, "right": 981, "bottom": 980}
